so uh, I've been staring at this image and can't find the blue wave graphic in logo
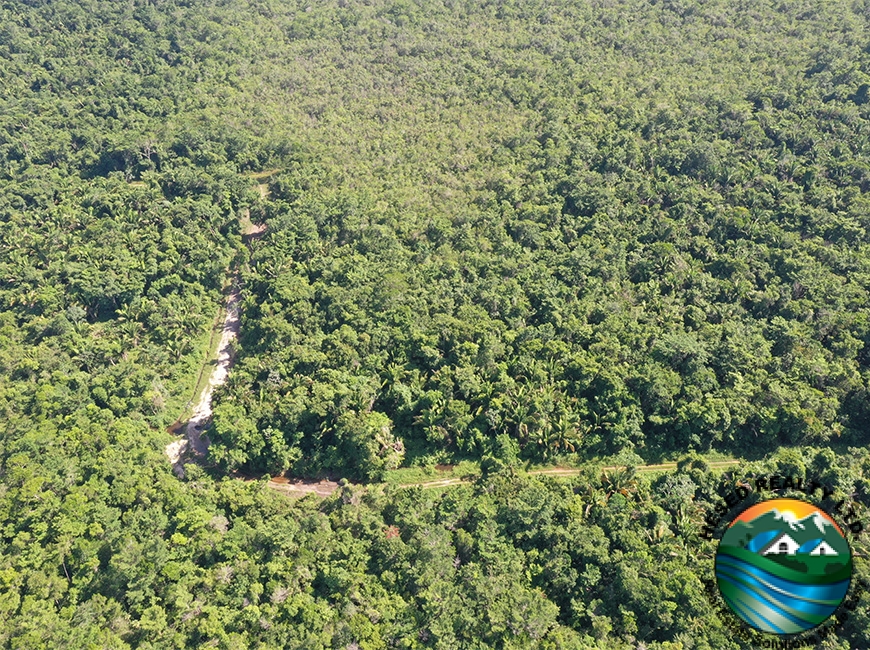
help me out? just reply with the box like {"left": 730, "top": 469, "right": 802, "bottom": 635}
{"left": 715, "top": 553, "right": 850, "bottom": 634}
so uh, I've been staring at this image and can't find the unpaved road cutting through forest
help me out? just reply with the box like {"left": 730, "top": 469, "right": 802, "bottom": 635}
{"left": 267, "top": 459, "right": 741, "bottom": 497}
{"left": 165, "top": 286, "right": 240, "bottom": 477}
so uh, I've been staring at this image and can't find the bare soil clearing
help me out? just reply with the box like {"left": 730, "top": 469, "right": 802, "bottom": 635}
{"left": 240, "top": 208, "right": 267, "bottom": 236}
{"left": 260, "top": 459, "right": 740, "bottom": 497}
{"left": 267, "top": 477, "right": 341, "bottom": 497}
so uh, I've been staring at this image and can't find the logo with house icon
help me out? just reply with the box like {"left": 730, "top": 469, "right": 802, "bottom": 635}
{"left": 715, "top": 498, "right": 852, "bottom": 635}
{"left": 759, "top": 531, "right": 838, "bottom": 558}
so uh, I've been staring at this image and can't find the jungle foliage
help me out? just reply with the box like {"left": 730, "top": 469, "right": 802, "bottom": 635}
{"left": 2, "top": 0, "right": 870, "bottom": 647}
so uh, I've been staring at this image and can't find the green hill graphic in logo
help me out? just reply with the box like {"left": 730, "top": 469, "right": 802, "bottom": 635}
{"left": 715, "top": 497, "right": 852, "bottom": 635}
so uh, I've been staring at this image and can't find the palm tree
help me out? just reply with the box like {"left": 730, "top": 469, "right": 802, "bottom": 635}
{"left": 414, "top": 394, "right": 449, "bottom": 444}
{"left": 601, "top": 466, "right": 638, "bottom": 500}
{"left": 547, "top": 414, "right": 582, "bottom": 455}
{"left": 167, "top": 336, "right": 190, "bottom": 361}
{"left": 504, "top": 391, "right": 535, "bottom": 443}
{"left": 576, "top": 481, "right": 609, "bottom": 519}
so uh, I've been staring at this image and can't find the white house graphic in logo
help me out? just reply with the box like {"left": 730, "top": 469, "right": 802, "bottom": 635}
{"left": 760, "top": 532, "right": 838, "bottom": 557}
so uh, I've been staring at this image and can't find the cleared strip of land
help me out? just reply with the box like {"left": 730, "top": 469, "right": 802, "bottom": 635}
{"left": 263, "top": 459, "right": 741, "bottom": 498}
{"left": 165, "top": 286, "right": 240, "bottom": 477}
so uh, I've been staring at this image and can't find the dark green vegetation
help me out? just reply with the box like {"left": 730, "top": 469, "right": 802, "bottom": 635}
{"left": 2, "top": 0, "right": 870, "bottom": 647}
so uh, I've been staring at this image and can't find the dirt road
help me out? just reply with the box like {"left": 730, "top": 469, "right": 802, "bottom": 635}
{"left": 265, "top": 459, "right": 741, "bottom": 497}
{"left": 165, "top": 286, "right": 240, "bottom": 477}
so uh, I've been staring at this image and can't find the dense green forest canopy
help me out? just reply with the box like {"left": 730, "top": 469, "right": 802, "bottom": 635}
{"left": 201, "top": 0, "right": 870, "bottom": 478}
{"left": 2, "top": 0, "right": 870, "bottom": 647}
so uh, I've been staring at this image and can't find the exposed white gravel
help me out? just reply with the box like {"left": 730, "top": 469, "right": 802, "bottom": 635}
{"left": 166, "top": 287, "right": 240, "bottom": 477}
